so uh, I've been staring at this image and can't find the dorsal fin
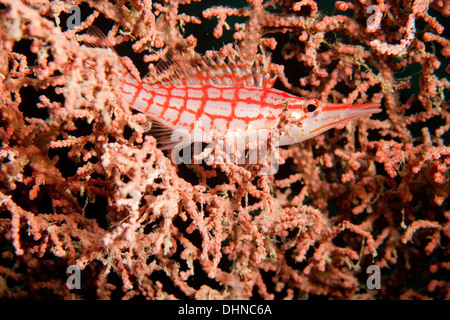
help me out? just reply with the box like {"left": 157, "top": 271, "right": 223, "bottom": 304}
{"left": 83, "top": 25, "right": 113, "bottom": 50}
{"left": 143, "top": 45, "right": 277, "bottom": 88}
{"left": 82, "top": 26, "right": 140, "bottom": 81}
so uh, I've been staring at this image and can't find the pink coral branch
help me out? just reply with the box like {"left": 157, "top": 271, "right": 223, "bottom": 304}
{"left": 0, "top": 0, "right": 448, "bottom": 300}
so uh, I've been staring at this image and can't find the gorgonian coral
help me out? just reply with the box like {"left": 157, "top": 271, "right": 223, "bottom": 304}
{"left": 0, "top": 0, "right": 448, "bottom": 299}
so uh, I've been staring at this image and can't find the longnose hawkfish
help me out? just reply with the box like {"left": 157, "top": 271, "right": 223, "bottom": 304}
{"left": 86, "top": 30, "right": 381, "bottom": 153}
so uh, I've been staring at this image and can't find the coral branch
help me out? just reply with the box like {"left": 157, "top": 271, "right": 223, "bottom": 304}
{"left": 0, "top": 0, "right": 448, "bottom": 300}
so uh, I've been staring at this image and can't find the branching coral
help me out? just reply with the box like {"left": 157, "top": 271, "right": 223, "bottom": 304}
{"left": 0, "top": 0, "right": 449, "bottom": 299}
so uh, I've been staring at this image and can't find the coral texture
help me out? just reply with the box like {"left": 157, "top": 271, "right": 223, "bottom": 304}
{"left": 0, "top": 0, "right": 449, "bottom": 299}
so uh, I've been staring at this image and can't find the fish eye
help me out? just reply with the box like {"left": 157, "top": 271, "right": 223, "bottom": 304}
{"left": 306, "top": 104, "right": 317, "bottom": 113}
{"left": 304, "top": 100, "right": 322, "bottom": 116}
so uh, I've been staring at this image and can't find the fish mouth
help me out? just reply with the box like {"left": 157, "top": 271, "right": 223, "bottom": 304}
{"left": 310, "top": 102, "right": 382, "bottom": 135}
{"left": 346, "top": 103, "right": 382, "bottom": 118}
{"left": 348, "top": 103, "right": 382, "bottom": 113}
{"left": 293, "top": 102, "right": 382, "bottom": 141}
{"left": 323, "top": 102, "right": 382, "bottom": 117}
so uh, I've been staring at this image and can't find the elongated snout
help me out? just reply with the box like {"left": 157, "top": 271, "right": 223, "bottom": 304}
{"left": 323, "top": 102, "right": 382, "bottom": 117}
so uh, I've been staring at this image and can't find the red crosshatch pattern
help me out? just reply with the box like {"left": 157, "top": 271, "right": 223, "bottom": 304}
{"left": 120, "top": 73, "right": 290, "bottom": 134}
{"left": 117, "top": 50, "right": 380, "bottom": 149}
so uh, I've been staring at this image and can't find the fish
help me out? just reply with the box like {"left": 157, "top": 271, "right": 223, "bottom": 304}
{"left": 85, "top": 27, "right": 381, "bottom": 152}
{"left": 119, "top": 50, "right": 381, "bottom": 150}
